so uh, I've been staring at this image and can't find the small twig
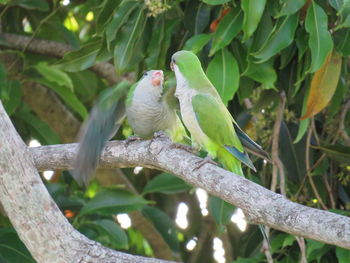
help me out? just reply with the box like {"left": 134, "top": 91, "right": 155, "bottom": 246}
{"left": 295, "top": 237, "right": 307, "bottom": 263}
{"left": 305, "top": 124, "right": 328, "bottom": 210}
{"left": 261, "top": 226, "right": 273, "bottom": 263}
{"left": 271, "top": 92, "right": 286, "bottom": 196}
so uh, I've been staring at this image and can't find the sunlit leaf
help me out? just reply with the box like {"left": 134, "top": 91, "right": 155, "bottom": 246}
{"left": 253, "top": 13, "right": 298, "bottom": 63}
{"left": 143, "top": 173, "right": 191, "bottom": 194}
{"left": 305, "top": 2, "right": 333, "bottom": 73}
{"left": 206, "top": 48, "right": 239, "bottom": 105}
{"left": 79, "top": 189, "right": 148, "bottom": 216}
{"left": 184, "top": 34, "right": 212, "bottom": 54}
{"left": 242, "top": 0, "right": 267, "bottom": 41}
{"left": 209, "top": 8, "right": 243, "bottom": 56}
{"left": 301, "top": 51, "right": 342, "bottom": 119}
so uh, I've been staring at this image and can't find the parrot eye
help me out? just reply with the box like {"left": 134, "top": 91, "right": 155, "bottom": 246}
{"left": 143, "top": 72, "right": 148, "bottom": 76}
{"left": 172, "top": 58, "right": 176, "bottom": 64}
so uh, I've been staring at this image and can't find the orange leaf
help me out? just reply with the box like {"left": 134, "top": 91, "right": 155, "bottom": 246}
{"left": 300, "top": 51, "right": 342, "bottom": 120}
{"left": 210, "top": 7, "right": 231, "bottom": 32}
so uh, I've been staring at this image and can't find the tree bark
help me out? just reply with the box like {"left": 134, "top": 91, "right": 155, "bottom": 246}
{"left": 31, "top": 139, "right": 350, "bottom": 250}
{"left": 0, "top": 102, "right": 176, "bottom": 263}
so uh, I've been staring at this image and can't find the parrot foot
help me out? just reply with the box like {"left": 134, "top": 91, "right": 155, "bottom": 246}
{"left": 153, "top": 131, "right": 169, "bottom": 139}
{"left": 193, "top": 156, "right": 217, "bottom": 171}
{"left": 171, "top": 143, "right": 197, "bottom": 154}
{"left": 125, "top": 135, "right": 142, "bottom": 146}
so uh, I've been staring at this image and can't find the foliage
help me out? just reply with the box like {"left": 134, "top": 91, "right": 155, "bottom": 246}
{"left": 0, "top": 0, "right": 350, "bottom": 262}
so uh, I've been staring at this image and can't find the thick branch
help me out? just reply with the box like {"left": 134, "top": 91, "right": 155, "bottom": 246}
{"left": 0, "top": 102, "right": 175, "bottom": 263}
{"left": 0, "top": 33, "right": 120, "bottom": 85}
{"left": 31, "top": 139, "right": 350, "bottom": 250}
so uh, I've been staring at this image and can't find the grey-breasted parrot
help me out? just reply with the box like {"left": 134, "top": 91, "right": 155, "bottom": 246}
{"left": 72, "top": 70, "right": 186, "bottom": 186}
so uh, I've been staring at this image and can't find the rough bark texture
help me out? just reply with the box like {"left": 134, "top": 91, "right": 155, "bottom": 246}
{"left": 0, "top": 102, "right": 176, "bottom": 263}
{"left": 31, "top": 139, "right": 350, "bottom": 250}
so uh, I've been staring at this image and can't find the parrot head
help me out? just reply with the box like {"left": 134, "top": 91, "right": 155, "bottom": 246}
{"left": 142, "top": 70, "right": 164, "bottom": 87}
{"left": 171, "top": 50, "right": 202, "bottom": 73}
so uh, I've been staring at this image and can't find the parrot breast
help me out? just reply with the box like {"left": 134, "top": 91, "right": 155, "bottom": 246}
{"left": 126, "top": 83, "right": 177, "bottom": 139}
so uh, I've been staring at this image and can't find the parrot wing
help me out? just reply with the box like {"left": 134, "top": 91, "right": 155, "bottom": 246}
{"left": 72, "top": 81, "right": 130, "bottom": 187}
{"left": 191, "top": 93, "right": 255, "bottom": 170}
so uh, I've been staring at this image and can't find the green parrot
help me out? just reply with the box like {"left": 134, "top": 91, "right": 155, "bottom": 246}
{"left": 72, "top": 70, "right": 187, "bottom": 186}
{"left": 170, "top": 50, "right": 268, "bottom": 176}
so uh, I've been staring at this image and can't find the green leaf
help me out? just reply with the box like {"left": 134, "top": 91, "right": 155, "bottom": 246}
{"left": 184, "top": 34, "right": 212, "bottom": 54}
{"left": 336, "top": 246, "right": 350, "bottom": 263}
{"left": 242, "top": 0, "right": 267, "bottom": 41}
{"left": 184, "top": 2, "right": 211, "bottom": 34}
{"left": 206, "top": 48, "right": 240, "bottom": 105}
{"left": 142, "top": 173, "right": 191, "bottom": 194}
{"left": 209, "top": 9, "right": 243, "bottom": 56}
{"left": 105, "top": 0, "right": 139, "bottom": 50}
{"left": 10, "top": 0, "right": 49, "bottom": 11}
{"left": 34, "top": 62, "right": 73, "bottom": 90}
{"left": 276, "top": 0, "right": 306, "bottom": 17}
{"left": 253, "top": 13, "right": 299, "bottom": 63}
{"left": 0, "top": 228, "right": 35, "bottom": 263}
{"left": 93, "top": 219, "right": 129, "bottom": 249}
{"left": 316, "top": 144, "right": 350, "bottom": 165}
{"left": 145, "top": 16, "right": 165, "bottom": 69}
{"left": 202, "top": 0, "right": 230, "bottom": 5}
{"left": 334, "top": 28, "right": 350, "bottom": 56}
{"left": 142, "top": 206, "right": 179, "bottom": 252}
{"left": 55, "top": 38, "right": 102, "bottom": 72}
{"left": 113, "top": 7, "right": 147, "bottom": 73}
{"left": 17, "top": 105, "right": 61, "bottom": 145}
{"left": 294, "top": 89, "right": 310, "bottom": 143}
{"left": 79, "top": 189, "right": 148, "bottom": 216}
{"left": 306, "top": 239, "right": 330, "bottom": 261}
{"left": 37, "top": 78, "right": 88, "bottom": 119}
{"left": 1, "top": 80, "right": 21, "bottom": 116}
{"left": 208, "top": 195, "right": 235, "bottom": 229}
{"left": 96, "top": 0, "right": 122, "bottom": 34}
{"left": 305, "top": 2, "right": 333, "bottom": 73}
{"left": 282, "top": 235, "right": 295, "bottom": 247}
{"left": 243, "top": 59, "right": 277, "bottom": 90}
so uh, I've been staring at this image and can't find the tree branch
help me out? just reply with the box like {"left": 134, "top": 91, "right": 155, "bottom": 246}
{"left": 30, "top": 139, "right": 350, "bottom": 250}
{"left": 0, "top": 33, "right": 120, "bottom": 85}
{"left": 0, "top": 102, "right": 175, "bottom": 263}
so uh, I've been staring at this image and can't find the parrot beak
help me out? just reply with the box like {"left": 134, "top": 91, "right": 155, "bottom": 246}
{"left": 170, "top": 61, "right": 174, "bottom": 71}
{"left": 151, "top": 70, "right": 163, "bottom": 86}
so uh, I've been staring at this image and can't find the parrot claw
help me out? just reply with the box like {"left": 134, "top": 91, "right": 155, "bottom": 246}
{"left": 125, "top": 135, "right": 142, "bottom": 146}
{"left": 153, "top": 131, "right": 168, "bottom": 139}
{"left": 171, "top": 143, "right": 197, "bottom": 154}
{"left": 193, "top": 156, "right": 217, "bottom": 171}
